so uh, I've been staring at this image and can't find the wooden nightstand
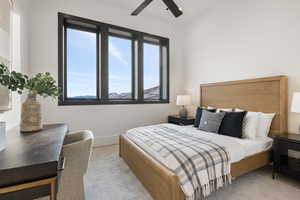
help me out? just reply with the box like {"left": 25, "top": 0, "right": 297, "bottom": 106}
{"left": 168, "top": 115, "right": 195, "bottom": 126}
{"left": 273, "top": 133, "right": 300, "bottom": 181}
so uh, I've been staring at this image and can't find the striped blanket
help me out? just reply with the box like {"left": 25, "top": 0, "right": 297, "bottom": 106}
{"left": 126, "top": 124, "right": 231, "bottom": 200}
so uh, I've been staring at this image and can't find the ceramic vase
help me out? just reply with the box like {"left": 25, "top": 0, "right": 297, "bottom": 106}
{"left": 20, "top": 94, "right": 43, "bottom": 132}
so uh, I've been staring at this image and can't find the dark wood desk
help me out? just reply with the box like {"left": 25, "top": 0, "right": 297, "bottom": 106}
{"left": 0, "top": 124, "right": 68, "bottom": 200}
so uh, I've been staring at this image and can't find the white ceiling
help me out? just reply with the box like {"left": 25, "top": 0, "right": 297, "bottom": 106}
{"left": 98, "top": 0, "right": 217, "bottom": 25}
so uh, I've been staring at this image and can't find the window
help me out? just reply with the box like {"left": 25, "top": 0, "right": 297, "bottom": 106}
{"left": 58, "top": 13, "right": 169, "bottom": 105}
{"left": 143, "top": 43, "right": 160, "bottom": 100}
{"left": 108, "top": 36, "right": 132, "bottom": 99}
{"left": 66, "top": 28, "right": 97, "bottom": 99}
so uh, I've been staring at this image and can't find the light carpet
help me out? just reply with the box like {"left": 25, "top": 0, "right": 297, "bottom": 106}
{"left": 85, "top": 145, "right": 300, "bottom": 200}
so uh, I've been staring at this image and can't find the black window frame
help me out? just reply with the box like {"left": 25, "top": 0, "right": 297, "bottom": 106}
{"left": 58, "top": 13, "right": 169, "bottom": 105}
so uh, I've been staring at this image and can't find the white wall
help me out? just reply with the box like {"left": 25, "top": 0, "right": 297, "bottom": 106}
{"left": 0, "top": 0, "right": 30, "bottom": 130}
{"left": 28, "top": 0, "right": 300, "bottom": 143}
{"left": 29, "top": 0, "right": 185, "bottom": 146}
{"left": 184, "top": 0, "right": 300, "bottom": 133}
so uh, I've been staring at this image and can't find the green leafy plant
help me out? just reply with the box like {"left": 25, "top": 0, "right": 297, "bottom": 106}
{"left": 0, "top": 63, "right": 60, "bottom": 98}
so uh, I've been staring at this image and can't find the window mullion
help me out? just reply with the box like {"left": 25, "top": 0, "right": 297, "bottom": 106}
{"left": 58, "top": 13, "right": 64, "bottom": 104}
{"left": 131, "top": 39, "right": 135, "bottom": 100}
{"left": 63, "top": 26, "right": 68, "bottom": 102}
{"left": 166, "top": 41, "right": 170, "bottom": 101}
{"left": 159, "top": 44, "right": 163, "bottom": 100}
{"left": 101, "top": 25, "right": 109, "bottom": 100}
{"left": 96, "top": 28, "right": 100, "bottom": 101}
{"left": 137, "top": 34, "right": 144, "bottom": 101}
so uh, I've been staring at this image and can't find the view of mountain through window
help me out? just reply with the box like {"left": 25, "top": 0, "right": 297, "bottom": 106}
{"left": 67, "top": 32, "right": 161, "bottom": 100}
{"left": 67, "top": 28, "right": 97, "bottom": 99}
{"left": 144, "top": 43, "right": 160, "bottom": 99}
{"left": 108, "top": 36, "right": 132, "bottom": 99}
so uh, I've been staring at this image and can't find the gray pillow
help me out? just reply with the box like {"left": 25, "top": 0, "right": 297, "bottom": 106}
{"left": 199, "top": 110, "right": 225, "bottom": 133}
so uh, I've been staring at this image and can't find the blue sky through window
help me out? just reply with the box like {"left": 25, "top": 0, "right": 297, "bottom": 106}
{"left": 144, "top": 43, "right": 160, "bottom": 90}
{"left": 109, "top": 36, "right": 132, "bottom": 97}
{"left": 67, "top": 28, "right": 160, "bottom": 98}
{"left": 67, "top": 28, "right": 97, "bottom": 98}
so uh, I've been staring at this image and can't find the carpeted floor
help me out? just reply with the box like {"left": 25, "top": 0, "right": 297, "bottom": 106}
{"left": 85, "top": 145, "right": 300, "bottom": 200}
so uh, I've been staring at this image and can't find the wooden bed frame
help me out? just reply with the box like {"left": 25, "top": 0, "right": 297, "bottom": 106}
{"left": 120, "top": 76, "right": 288, "bottom": 200}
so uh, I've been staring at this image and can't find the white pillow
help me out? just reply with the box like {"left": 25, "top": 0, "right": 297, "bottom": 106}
{"left": 216, "top": 108, "right": 233, "bottom": 113}
{"left": 256, "top": 113, "right": 275, "bottom": 138}
{"left": 207, "top": 106, "right": 233, "bottom": 113}
{"left": 234, "top": 108, "right": 245, "bottom": 112}
{"left": 207, "top": 106, "right": 216, "bottom": 110}
{"left": 241, "top": 111, "right": 260, "bottom": 139}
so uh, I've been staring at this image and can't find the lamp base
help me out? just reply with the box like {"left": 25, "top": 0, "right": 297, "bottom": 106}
{"left": 179, "top": 106, "right": 188, "bottom": 118}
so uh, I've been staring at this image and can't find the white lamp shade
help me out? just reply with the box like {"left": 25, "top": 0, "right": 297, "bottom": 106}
{"left": 291, "top": 92, "right": 300, "bottom": 113}
{"left": 176, "top": 95, "right": 192, "bottom": 106}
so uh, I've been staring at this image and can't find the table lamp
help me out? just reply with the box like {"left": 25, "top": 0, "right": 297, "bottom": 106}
{"left": 291, "top": 92, "right": 300, "bottom": 132}
{"left": 176, "top": 95, "right": 192, "bottom": 118}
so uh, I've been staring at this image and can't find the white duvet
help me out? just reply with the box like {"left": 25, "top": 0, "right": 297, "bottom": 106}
{"left": 126, "top": 123, "right": 273, "bottom": 163}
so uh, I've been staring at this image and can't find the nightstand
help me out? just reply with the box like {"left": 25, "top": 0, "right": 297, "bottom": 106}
{"left": 273, "top": 133, "right": 300, "bottom": 181}
{"left": 168, "top": 115, "right": 195, "bottom": 126}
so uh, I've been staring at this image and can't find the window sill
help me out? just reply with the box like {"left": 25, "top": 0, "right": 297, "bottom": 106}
{"left": 58, "top": 99, "right": 169, "bottom": 106}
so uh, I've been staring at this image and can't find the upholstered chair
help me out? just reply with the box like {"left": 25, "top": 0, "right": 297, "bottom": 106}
{"left": 58, "top": 130, "right": 94, "bottom": 200}
{"left": 37, "top": 130, "right": 94, "bottom": 200}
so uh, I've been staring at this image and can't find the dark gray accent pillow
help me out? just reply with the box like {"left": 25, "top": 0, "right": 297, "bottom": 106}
{"left": 193, "top": 107, "right": 216, "bottom": 127}
{"left": 199, "top": 110, "right": 225, "bottom": 133}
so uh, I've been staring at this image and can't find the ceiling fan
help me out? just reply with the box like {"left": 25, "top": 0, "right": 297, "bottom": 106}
{"left": 131, "top": 0, "right": 183, "bottom": 18}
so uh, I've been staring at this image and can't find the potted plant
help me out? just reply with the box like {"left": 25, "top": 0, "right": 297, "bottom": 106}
{"left": 0, "top": 63, "right": 60, "bottom": 132}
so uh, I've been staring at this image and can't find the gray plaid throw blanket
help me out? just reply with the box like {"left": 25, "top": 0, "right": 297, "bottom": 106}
{"left": 126, "top": 124, "right": 231, "bottom": 200}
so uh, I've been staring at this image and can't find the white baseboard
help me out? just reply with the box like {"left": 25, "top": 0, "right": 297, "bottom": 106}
{"left": 93, "top": 134, "right": 119, "bottom": 147}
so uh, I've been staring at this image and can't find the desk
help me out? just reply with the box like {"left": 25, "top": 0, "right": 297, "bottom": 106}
{"left": 0, "top": 124, "right": 68, "bottom": 200}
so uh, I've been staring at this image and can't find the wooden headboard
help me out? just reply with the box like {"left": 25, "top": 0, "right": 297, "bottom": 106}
{"left": 200, "top": 76, "right": 288, "bottom": 135}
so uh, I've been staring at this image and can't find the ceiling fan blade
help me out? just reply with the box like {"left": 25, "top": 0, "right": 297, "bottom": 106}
{"left": 162, "top": 0, "right": 183, "bottom": 17}
{"left": 131, "top": 0, "right": 153, "bottom": 16}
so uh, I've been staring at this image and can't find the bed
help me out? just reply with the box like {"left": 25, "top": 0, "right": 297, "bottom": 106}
{"left": 119, "top": 76, "right": 288, "bottom": 200}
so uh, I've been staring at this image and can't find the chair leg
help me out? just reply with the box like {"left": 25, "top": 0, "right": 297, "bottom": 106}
{"left": 50, "top": 180, "right": 56, "bottom": 200}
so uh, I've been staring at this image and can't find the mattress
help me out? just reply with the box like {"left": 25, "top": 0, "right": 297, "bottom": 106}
{"left": 126, "top": 123, "right": 273, "bottom": 164}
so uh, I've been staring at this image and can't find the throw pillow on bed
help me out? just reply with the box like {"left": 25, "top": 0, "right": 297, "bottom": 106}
{"left": 219, "top": 111, "right": 247, "bottom": 138}
{"left": 193, "top": 107, "right": 216, "bottom": 127}
{"left": 207, "top": 106, "right": 233, "bottom": 113}
{"left": 199, "top": 110, "right": 225, "bottom": 133}
{"left": 216, "top": 108, "right": 233, "bottom": 113}
{"left": 241, "top": 111, "right": 260, "bottom": 139}
{"left": 207, "top": 106, "right": 216, "bottom": 110}
{"left": 256, "top": 113, "right": 276, "bottom": 138}
{"left": 236, "top": 108, "right": 276, "bottom": 138}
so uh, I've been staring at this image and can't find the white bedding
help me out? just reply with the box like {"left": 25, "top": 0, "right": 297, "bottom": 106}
{"left": 182, "top": 125, "right": 273, "bottom": 163}
{"left": 126, "top": 124, "right": 273, "bottom": 163}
